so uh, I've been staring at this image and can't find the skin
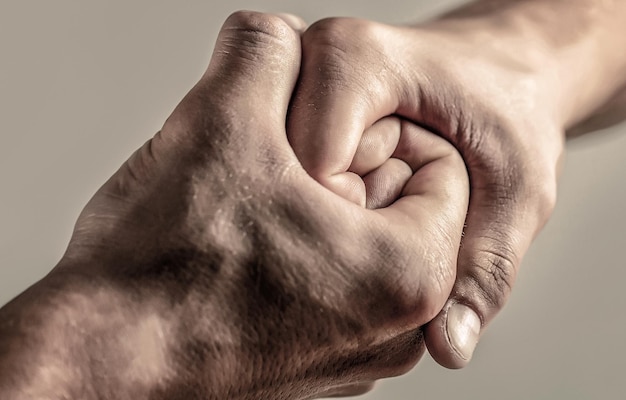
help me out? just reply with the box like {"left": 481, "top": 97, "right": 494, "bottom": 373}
{"left": 287, "top": 0, "right": 626, "bottom": 369}
{"left": 2, "top": 0, "right": 626, "bottom": 398}
{"left": 0, "top": 12, "right": 469, "bottom": 400}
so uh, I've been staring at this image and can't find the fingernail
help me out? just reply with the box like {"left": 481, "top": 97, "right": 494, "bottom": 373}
{"left": 446, "top": 303, "right": 481, "bottom": 361}
{"left": 276, "top": 13, "right": 307, "bottom": 33}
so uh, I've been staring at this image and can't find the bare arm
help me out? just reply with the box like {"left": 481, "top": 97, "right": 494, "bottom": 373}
{"left": 0, "top": 274, "right": 180, "bottom": 399}
{"left": 432, "top": 0, "right": 626, "bottom": 131}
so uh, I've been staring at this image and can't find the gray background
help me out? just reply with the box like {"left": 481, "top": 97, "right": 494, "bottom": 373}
{"left": 1, "top": 1, "right": 625, "bottom": 399}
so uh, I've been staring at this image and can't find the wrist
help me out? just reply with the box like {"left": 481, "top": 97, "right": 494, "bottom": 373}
{"left": 413, "top": 20, "right": 565, "bottom": 132}
{"left": 419, "top": 0, "right": 626, "bottom": 129}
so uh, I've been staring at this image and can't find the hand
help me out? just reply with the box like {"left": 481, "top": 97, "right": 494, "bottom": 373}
{"left": 287, "top": 16, "right": 567, "bottom": 368}
{"left": 0, "top": 11, "right": 468, "bottom": 399}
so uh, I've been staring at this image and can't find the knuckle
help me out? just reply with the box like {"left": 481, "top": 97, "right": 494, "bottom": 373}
{"left": 304, "top": 17, "right": 355, "bottom": 46}
{"left": 299, "top": 18, "right": 394, "bottom": 106}
{"left": 225, "top": 10, "right": 294, "bottom": 41}
{"left": 466, "top": 246, "right": 517, "bottom": 311}
{"left": 302, "top": 17, "right": 378, "bottom": 62}
{"left": 368, "top": 234, "right": 453, "bottom": 327}
{"left": 221, "top": 11, "right": 298, "bottom": 57}
{"left": 388, "top": 283, "right": 437, "bottom": 327}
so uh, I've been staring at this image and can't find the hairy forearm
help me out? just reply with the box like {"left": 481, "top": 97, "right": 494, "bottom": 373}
{"left": 426, "top": 0, "right": 626, "bottom": 131}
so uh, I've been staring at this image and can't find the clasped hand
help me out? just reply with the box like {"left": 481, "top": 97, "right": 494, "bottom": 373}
{"left": 2, "top": 10, "right": 566, "bottom": 400}
{"left": 60, "top": 11, "right": 469, "bottom": 398}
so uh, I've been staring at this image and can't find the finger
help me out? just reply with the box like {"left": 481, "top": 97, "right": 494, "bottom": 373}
{"left": 190, "top": 11, "right": 303, "bottom": 128}
{"left": 287, "top": 18, "right": 402, "bottom": 203}
{"left": 375, "top": 121, "right": 470, "bottom": 323}
{"left": 424, "top": 160, "right": 557, "bottom": 369}
{"left": 363, "top": 158, "right": 412, "bottom": 209}
{"left": 383, "top": 121, "right": 469, "bottom": 218}
{"left": 350, "top": 116, "right": 402, "bottom": 176}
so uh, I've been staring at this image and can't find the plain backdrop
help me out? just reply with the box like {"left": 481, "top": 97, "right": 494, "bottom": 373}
{"left": 1, "top": 1, "right": 625, "bottom": 399}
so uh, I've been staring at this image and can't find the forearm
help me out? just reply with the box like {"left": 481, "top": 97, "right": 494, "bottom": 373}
{"left": 0, "top": 271, "right": 180, "bottom": 399}
{"left": 423, "top": 0, "right": 626, "bottom": 131}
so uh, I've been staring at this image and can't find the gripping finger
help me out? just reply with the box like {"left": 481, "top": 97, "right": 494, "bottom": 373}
{"left": 287, "top": 18, "right": 403, "bottom": 204}
{"left": 375, "top": 122, "right": 470, "bottom": 323}
{"left": 350, "top": 116, "right": 402, "bottom": 176}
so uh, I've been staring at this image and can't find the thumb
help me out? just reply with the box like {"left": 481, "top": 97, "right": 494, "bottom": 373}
{"left": 424, "top": 167, "right": 554, "bottom": 369}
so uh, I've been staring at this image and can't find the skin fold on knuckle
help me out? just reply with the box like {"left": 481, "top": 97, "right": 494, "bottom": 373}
{"left": 378, "top": 240, "right": 454, "bottom": 329}
{"left": 464, "top": 245, "right": 518, "bottom": 315}
{"left": 217, "top": 11, "right": 299, "bottom": 66}
{"left": 301, "top": 18, "right": 388, "bottom": 97}
{"left": 303, "top": 17, "right": 359, "bottom": 54}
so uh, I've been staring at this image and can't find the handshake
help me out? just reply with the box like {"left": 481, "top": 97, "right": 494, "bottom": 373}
{"left": 3, "top": 5, "right": 626, "bottom": 400}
